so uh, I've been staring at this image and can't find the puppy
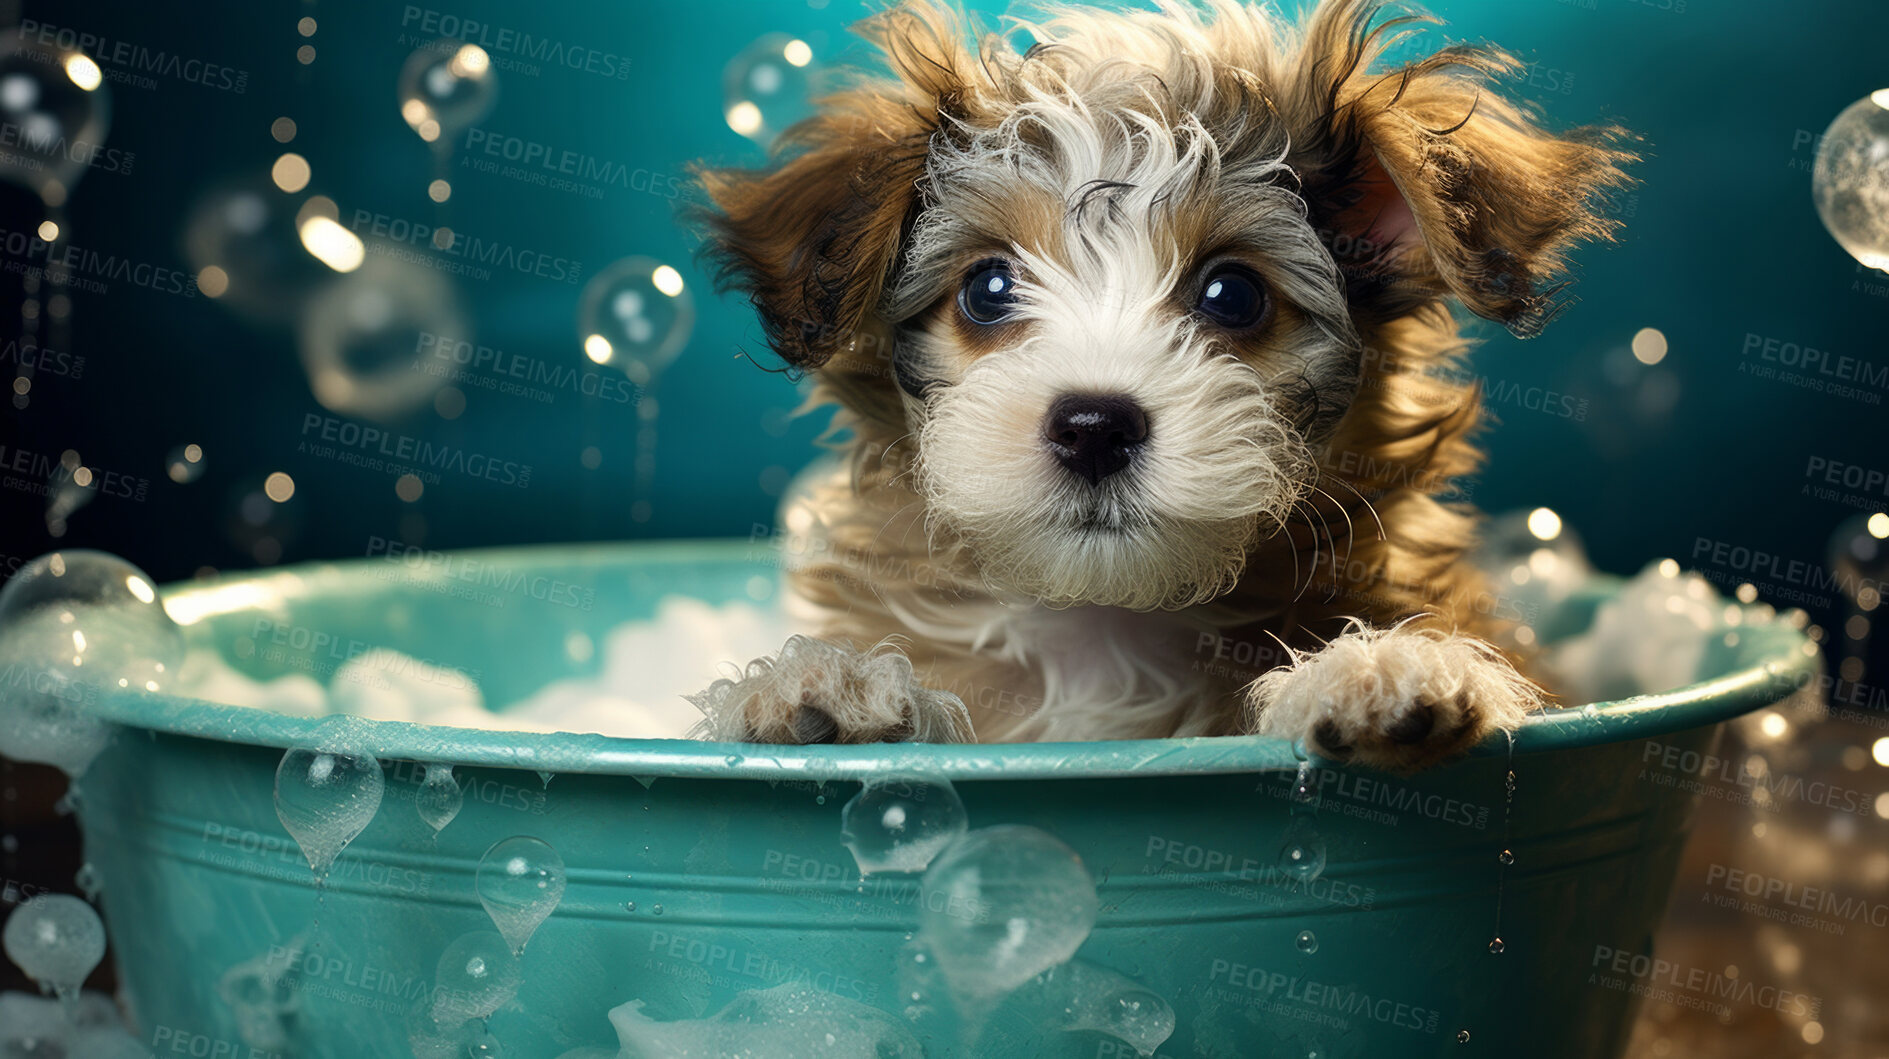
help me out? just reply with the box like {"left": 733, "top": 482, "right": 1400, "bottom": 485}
{"left": 691, "top": 0, "right": 1631, "bottom": 771}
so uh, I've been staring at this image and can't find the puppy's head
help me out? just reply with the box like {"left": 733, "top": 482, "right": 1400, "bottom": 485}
{"left": 698, "top": 0, "right": 1630, "bottom": 611}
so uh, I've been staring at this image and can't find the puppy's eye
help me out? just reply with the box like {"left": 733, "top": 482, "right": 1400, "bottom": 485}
{"left": 959, "top": 259, "right": 1019, "bottom": 325}
{"left": 1195, "top": 266, "right": 1270, "bottom": 329}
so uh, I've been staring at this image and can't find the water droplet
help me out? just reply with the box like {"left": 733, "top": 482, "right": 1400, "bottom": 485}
{"left": 536, "top": 771, "right": 554, "bottom": 788}
{"left": 3, "top": 894, "right": 105, "bottom": 1000}
{"left": 274, "top": 748, "right": 385, "bottom": 877}
{"left": 416, "top": 764, "right": 464, "bottom": 833}
{"left": 430, "top": 931, "right": 520, "bottom": 1024}
{"left": 1497, "top": 849, "right": 1514, "bottom": 866}
{"left": 1295, "top": 930, "right": 1318, "bottom": 954}
{"left": 1457, "top": 1029, "right": 1471, "bottom": 1043}
{"left": 651, "top": 904, "right": 663, "bottom": 916}
{"left": 624, "top": 901, "right": 636, "bottom": 912}
{"left": 841, "top": 775, "right": 969, "bottom": 875}
{"left": 1289, "top": 760, "right": 1318, "bottom": 805}
{"left": 465, "top": 1026, "right": 503, "bottom": 1058}
{"left": 1488, "top": 937, "right": 1506, "bottom": 955}
{"left": 0, "top": 550, "right": 184, "bottom": 775}
{"left": 476, "top": 837, "right": 566, "bottom": 954}
{"left": 814, "top": 794, "right": 826, "bottom": 805}
{"left": 1276, "top": 820, "right": 1327, "bottom": 880}
{"left": 918, "top": 825, "right": 1098, "bottom": 1001}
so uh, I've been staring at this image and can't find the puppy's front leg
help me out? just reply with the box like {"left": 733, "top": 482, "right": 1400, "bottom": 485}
{"left": 1246, "top": 621, "right": 1543, "bottom": 772}
{"left": 689, "top": 636, "right": 974, "bottom": 745}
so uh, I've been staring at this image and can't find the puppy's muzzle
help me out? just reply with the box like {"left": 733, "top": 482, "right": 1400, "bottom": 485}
{"left": 1042, "top": 393, "right": 1148, "bottom": 486}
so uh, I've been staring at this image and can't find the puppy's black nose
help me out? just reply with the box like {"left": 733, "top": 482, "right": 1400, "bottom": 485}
{"left": 1043, "top": 394, "right": 1148, "bottom": 485}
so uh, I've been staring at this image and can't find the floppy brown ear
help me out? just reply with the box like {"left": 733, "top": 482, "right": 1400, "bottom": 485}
{"left": 1284, "top": 0, "right": 1635, "bottom": 337}
{"left": 692, "top": 4, "right": 973, "bottom": 371}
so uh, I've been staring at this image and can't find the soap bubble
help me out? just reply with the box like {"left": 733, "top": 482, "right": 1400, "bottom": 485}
{"left": 431, "top": 930, "right": 521, "bottom": 1024}
{"left": 398, "top": 42, "right": 497, "bottom": 143}
{"left": 609, "top": 983, "right": 923, "bottom": 1058}
{"left": 415, "top": 763, "right": 464, "bottom": 833}
{"left": 0, "top": 37, "right": 111, "bottom": 202}
{"left": 1025, "top": 960, "right": 1176, "bottom": 1057}
{"left": 1812, "top": 92, "right": 1889, "bottom": 271}
{"left": 183, "top": 180, "right": 338, "bottom": 323}
{"left": 721, "top": 34, "right": 818, "bottom": 148}
{"left": 1295, "top": 929, "right": 1319, "bottom": 954}
{"left": 476, "top": 836, "right": 566, "bottom": 954}
{"left": 840, "top": 775, "right": 968, "bottom": 875}
{"left": 918, "top": 825, "right": 1099, "bottom": 1002}
{"left": 225, "top": 474, "right": 305, "bottom": 566}
{"left": 1829, "top": 513, "right": 1888, "bottom": 610}
{"left": 4, "top": 894, "right": 107, "bottom": 1000}
{"left": 297, "top": 253, "right": 466, "bottom": 422}
{"left": 273, "top": 748, "right": 386, "bottom": 877}
{"left": 0, "top": 550, "right": 183, "bottom": 775}
{"left": 577, "top": 257, "right": 694, "bottom": 386}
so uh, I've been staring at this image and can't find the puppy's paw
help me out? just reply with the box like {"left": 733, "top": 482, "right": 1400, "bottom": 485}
{"left": 1246, "top": 622, "right": 1542, "bottom": 772}
{"left": 688, "top": 636, "right": 974, "bottom": 745}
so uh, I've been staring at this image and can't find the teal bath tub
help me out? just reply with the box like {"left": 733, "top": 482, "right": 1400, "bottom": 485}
{"left": 71, "top": 541, "right": 1816, "bottom": 1058}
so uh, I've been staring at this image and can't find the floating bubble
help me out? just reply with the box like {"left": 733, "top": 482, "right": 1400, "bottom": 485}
{"left": 1812, "top": 92, "right": 1889, "bottom": 271}
{"left": 918, "top": 825, "right": 1099, "bottom": 1002}
{"left": 273, "top": 748, "right": 386, "bottom": 877}
{"left": 0, "top": 37, "right": 111, "bottom": 202}
{"left": 1488, "top": 937, "right": 1506, "bottom": 955}
{"left": 166, "top": 445, "right": 206, "bottom": 485}
{"left": 476, "top": 836, "right": 566, "bottom": 954}
{"left": 1457, "top": 1029, "right": 1472, "bottom": 1043}
{"left": 297, "top": 253, "right": 466, "bottom": 422}
{"left": 224, "top": 474, "right": 305, "bottom": 567}
{"left": 183, "top": 179, "right": 339, "bottom": 323}
{"left": 721, "top": 34, "right": 819, "bottom": 148}
{"left": 0, "top": 550, "right": 183, "bottom": 775}
{"left": 840, "top": 775, "right": 968, "bottom": 875}
{"left": 577, "top": 257, "right": 694, "bottom": 386}
{"left": 1276, "top": 820, "right": 1327, "bottom": 880}
{"left": 1295, "top": 930, "right": 1318, "bottom": 954}
{"left": 609, "top": 983, "right": 922, "bottom": 1058}
{"left": 398, "top": 42, "right": 497, "bottom": 142}
{"left": 415, "top": 763, "right": 464, "bottom": 833}
{"left": 431, "top": 930, "right": 521, "bottom": 1024}
{"left": 3, "top": 894, "right": 106, "bottom": 1000}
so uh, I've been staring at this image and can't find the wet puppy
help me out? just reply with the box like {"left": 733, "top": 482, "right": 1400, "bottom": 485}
{"left": 691, "top": 0, "right": 1631, "bottom": 770}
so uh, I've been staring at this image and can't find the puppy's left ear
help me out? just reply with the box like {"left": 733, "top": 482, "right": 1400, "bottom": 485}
{"left": 1284, "top": 0, "right": 1636, "bottom": 337}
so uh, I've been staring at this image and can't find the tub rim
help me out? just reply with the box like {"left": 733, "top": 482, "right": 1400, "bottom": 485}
{"left": 89, "top": 539, "right": 1820, "bottom": 782}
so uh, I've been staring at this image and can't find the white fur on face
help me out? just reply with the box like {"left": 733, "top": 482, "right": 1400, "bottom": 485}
{"left": 894, "top": 27, "right": 1360, "bottom": 613}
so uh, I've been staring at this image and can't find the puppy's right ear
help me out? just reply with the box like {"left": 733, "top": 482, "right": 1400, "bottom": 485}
{"left": 695, "top": 6, "right": 971, "bottom": 372}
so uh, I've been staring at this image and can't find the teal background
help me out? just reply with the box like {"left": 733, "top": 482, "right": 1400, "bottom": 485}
{"left": 3, "top": 0, "right": 1885, "bottom": 598}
